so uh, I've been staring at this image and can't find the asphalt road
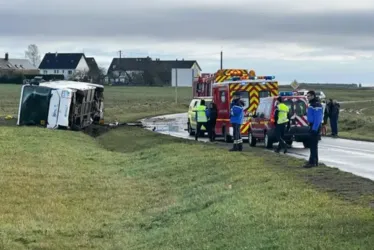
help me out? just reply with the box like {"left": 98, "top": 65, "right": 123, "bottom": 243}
{"left": 141, "top": 113, "right": 374, "bottom": 181}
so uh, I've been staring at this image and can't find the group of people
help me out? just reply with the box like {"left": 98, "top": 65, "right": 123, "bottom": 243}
{"left": 193, "top": 93, "right": 244, "bottom": 151}
{"left": 322, "top": 99, "right": 340, "bottom": 137}
{"left": 194, "top": 100, "right": 218, "bottom": 142}
{"left": 193, "top": 90, "right": 327, "bottom": 168}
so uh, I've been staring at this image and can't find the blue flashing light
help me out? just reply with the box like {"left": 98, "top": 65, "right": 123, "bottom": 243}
{"left": 231, "top": 76, "right": 241, "bottom": 81}
{"left": 248, "top": 76, "right": 275, "bottom": 80}
{"left": 279, "top": 91, "right": 293, "bottom": 96}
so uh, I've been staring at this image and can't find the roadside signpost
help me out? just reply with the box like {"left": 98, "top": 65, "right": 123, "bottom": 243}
{"left": 290, "top": 80, "right": 299, "bottom": 90}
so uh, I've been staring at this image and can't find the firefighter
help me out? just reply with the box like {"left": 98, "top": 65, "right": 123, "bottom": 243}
{"left": 303, "top": 90, "right": 323, "bottom": 168}
{"left": 329, "top": 99, "right": 340, "bottom": 137}
{"left": 273, "top": 96, "right": 290, "bottom": 154}
{"left": 193, "top": 99, "right": 208, "bottom": 141}
{"left": 229, "top": 93, "right": 244, "bottom": 152}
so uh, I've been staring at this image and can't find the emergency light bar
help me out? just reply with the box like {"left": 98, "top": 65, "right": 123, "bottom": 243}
{"left": 248, "top": 76, "right": 275, "bottom": 80}
{"left": 231, "top": 76, "right": 241, "bottom": 81}
{"left": 279, "top": 91, "right": 293, "bottom": 96}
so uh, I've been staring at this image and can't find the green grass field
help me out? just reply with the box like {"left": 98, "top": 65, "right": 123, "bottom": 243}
{"left": 0, "top": 84, "right": 373, "bottom": 249}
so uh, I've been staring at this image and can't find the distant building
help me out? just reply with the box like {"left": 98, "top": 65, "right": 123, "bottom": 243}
{"left": 0, "top": 53, "right": 39, "bottom": 75}
{"left": 39, "top": 53, "right": 90, "bottom": 79}
{"left": 106, "top": 57, "right": 201, "bottom": 86}
{"left": 85, "top": 57, "right": 102, "bottom": 83}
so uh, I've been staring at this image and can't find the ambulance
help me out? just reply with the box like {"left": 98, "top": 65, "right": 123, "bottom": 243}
{"left": 212, "top": 70, "right": 279, "bottom": 142}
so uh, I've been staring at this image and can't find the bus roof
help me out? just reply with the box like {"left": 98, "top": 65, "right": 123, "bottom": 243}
{"left": 38, "top": 80, "right": 104, "bottom": 91}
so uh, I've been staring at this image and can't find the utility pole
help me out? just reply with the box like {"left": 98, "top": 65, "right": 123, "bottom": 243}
{"left": 175, "top": 68, "right": 178, "bottom": 104}
{"left": 119, "top": 50, "right": 122, "bottom": 59}
{"left": 220, "top": 50, "right": 223, "bottom": 69}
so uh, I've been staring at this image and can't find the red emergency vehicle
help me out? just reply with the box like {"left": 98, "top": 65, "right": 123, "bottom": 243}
{"left": 190, "top": 69, "right": 279, "bottom": 142}
{"left": 192, "top": 73, "right": 214, "bottom": 97}
{"left": 211, "top": 70, "right": 279, "bottom": 142}
{"left": 248, "top": 92, "right": 310, "bottom": 148}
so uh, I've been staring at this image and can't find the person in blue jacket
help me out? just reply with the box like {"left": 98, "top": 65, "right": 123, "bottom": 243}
{"left": 229, "top": 92, "right": 244, "bottom": 151}
{"left": 304, "top": 90, "right": 323, "bottom": 168}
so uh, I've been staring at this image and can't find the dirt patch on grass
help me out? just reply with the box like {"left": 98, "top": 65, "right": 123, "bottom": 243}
{"left": 0, "top": 117, "right": 17, "bottom": 126}
{"left": 254, "top": 149, "right": 374, "bottom": 208}
{"left": 302, "top": 167, "right": 374, "bottom": 203}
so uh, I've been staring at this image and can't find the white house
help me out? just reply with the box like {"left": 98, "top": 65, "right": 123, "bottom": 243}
{"left": 38, "top": 53, "right": 90, "bottom": 79}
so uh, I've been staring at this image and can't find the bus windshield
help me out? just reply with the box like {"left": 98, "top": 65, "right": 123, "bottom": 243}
{"left": 18, "top": 86, "right": 52, "bottom": 126}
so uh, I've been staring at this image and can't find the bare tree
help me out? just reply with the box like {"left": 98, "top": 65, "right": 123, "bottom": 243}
{"left": 69, "top": 70, "right": 88, "bottom": 81}
{"left": 99, "top": 67, "right": 106, "bottom": 77}
{"left": 25, "top": 44, "right": 41, "bottom": 67}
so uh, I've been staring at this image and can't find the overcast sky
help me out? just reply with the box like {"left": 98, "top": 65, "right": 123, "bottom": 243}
{"left": 1, "top": 0, "right": 374, "bottom": 85}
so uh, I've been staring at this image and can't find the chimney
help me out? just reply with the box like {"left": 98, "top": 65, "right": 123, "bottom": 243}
{"left": 5, "top": 53, "right": 8, "bottom": 60}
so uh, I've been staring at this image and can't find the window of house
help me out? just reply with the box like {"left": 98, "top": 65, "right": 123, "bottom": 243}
{"left": 43, "top": 70, "right": 48, "bottom": 74}
{"left": 68, "top": 70, "right": 72, "bottom": 74}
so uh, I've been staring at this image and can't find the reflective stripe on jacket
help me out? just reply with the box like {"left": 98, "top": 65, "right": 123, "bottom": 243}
{"left": 277, "top": 103, "right": 289, "bottom": 124}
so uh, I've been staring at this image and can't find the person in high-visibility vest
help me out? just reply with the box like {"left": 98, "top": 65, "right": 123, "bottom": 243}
{"left": 274, "top": 96, "right": 290, "bottom": 154}
{"left": 193, "top": 99, "right": 208, "bottom": 141}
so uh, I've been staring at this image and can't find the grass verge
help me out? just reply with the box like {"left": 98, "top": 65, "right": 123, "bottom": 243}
{"left": 1, "top": 126, "right": 373, "bottom": 249}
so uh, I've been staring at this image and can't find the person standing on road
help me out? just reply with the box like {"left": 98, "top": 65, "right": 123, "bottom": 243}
{"left": 193, "top": 100, "right": 208, "bottom": 141}
{"left": 303, "top": 90, "right": 323, "bottom": 168}
{"left": 273, "top": 97, "right": 290, "bottom": 154}
{"left": 206, "top": 102, "right": 218, "bottom": 142}
{"left": 329, "top": 100, "right": 340, "bottom": 137}
{"left": 321, "top": 100, "right": 328, "bottom": 135}
{"left": 229, "top": 93, "right": 244, "bottom": 152}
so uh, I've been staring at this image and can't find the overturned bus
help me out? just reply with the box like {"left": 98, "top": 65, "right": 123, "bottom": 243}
{"left": 17, "top": 81, "right": 104, "bottom": 130}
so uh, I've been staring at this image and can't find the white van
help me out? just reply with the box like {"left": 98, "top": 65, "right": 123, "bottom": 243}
{"left": 17, "top": 80, "right": 104, "bottom": 130}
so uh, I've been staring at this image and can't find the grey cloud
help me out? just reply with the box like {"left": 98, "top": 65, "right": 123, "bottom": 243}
{"left": 1, "top": 6, "right": 374, "bottom": 51}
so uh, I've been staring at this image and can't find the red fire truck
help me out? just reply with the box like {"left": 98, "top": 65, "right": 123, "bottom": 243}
{"left": 192, "top": 73, "right": 214, "bottom": 97}
{"left": 190, "top": 69, "right": 279, "bottom": 142}
{"left": 192, "top": 69, "right": 251, "bottom": 97}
